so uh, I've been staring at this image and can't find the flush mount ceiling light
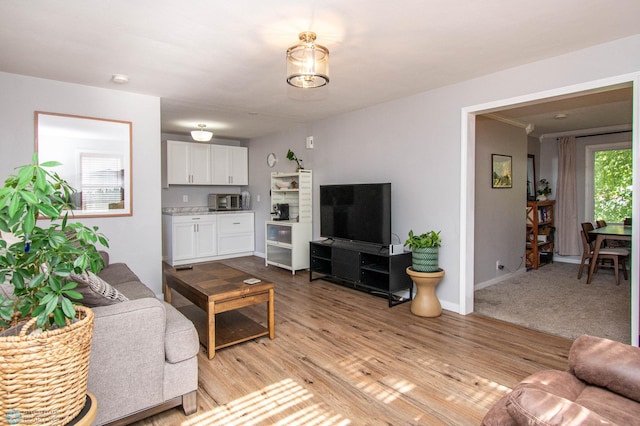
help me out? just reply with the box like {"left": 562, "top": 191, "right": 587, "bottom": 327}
{"left": 111, "top": 74, "right": 129, "bottom": 84}
{"left": 191, "top": 124, "right": 213, "bottom": 142}
{"left": 286, "top": 31, "right": 329, "bottom": 89}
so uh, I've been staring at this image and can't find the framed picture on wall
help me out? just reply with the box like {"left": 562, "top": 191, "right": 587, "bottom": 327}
{"left": 492, "top": 154, "right": 512, "bottom": 188}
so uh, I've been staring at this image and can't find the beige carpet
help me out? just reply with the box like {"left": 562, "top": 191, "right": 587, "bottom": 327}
{"left": 474, "top": 261, "right": 631, "bottom": 343}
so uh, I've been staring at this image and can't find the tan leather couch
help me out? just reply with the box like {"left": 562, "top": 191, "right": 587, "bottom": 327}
{"left": 482, "top": 334, "right": 640, "bottom": 425}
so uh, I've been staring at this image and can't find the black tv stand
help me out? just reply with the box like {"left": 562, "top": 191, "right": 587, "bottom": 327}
{"left": 309, "top": 240, "right": 413, "bottom": 307}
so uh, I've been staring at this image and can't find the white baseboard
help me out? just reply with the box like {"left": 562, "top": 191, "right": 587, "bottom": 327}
{"left": 554, "top": 255, "right": 581, "bottom": 264}
{"left": 475, "top": 267, "right": 527, "bottom": 290}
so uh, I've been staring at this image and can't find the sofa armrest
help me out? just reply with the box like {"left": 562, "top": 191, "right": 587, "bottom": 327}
{"left": 88, "top": 298, "right": 167, "bottom": 425}
{"left": 569, "top": 334, "right": 640, "bottom": 402}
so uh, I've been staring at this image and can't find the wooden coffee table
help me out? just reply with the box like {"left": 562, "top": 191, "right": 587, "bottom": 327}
{"left": 164, "top": 262, "right": 275, "bottom": 359}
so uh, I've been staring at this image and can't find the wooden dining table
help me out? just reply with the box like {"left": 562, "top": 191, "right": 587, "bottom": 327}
{"left": 587, "top": 224, "right": 632, "bottom": 284}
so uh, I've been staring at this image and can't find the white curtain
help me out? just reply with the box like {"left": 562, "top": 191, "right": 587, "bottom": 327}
{"left": 557, "top": 136, "right": 580, "bottom": 255}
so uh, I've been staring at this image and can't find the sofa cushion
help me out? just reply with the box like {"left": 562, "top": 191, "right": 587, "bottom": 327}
{"left": 164, "top": 303, "right": 200, "bottom": 364}
{"left": 519, "top": 370, "right": 587, "bottom": 401}
{"left": 481, "top": 370, "right": 586, "bottom": 426}
{"left": 98, "top": 262, "right": 141, "bottom": 286}
{"left": 113, "top": 281, "right": 157, "bottom": 300}
{"left": 569, "top": 334, "right": 640, "bottom": 402}
{"left": 69, "top": 271, "right": 129, "bottom": 307}
{"left": 506, "top": 388, "right": 614, "bottom": 426}
{"left": 575, "top": 385, "right": 640, "bottom": 425}
{"left": 98, "top": 250, "right": 110, "bottom": 267}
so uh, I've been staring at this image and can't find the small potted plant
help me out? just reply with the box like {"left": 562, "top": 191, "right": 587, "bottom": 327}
{"left": 404, "top": 230, "right": 445, "bottom": 317}
{"left": 286, "top": 149, "right": 304, "bottom": 171}
{"left": 405, "top": 230, "right": 442, "bottom": 272}
{"left": 537, "top": 179, "right": 552, "bottom": 201}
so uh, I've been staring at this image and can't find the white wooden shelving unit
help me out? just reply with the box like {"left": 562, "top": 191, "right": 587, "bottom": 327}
{"left": 265, "top": 170, "right": 312, "bottom": 274}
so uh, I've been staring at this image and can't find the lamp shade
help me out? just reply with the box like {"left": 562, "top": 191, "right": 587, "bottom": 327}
{"left": 286, "top": 32, "right": 329, "bottom": 88}
{"left": 191, "top": 124, "right": 213, "bottom": 142}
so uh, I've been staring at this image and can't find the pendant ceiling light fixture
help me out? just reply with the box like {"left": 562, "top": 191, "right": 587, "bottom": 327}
{"left": 286, "top": 31, "right": 329, "bottom": 88}
{"left": 191, "top": 124, "right": 213, "bottom": 142}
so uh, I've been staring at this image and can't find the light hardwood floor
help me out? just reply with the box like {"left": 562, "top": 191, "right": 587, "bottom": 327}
{"left": 138, "top": 256, "right": 571, "bottom": 425}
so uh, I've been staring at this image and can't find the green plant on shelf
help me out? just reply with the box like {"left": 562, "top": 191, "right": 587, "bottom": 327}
{"left": 286, "top": 150, "right": 303, "bottom": 171}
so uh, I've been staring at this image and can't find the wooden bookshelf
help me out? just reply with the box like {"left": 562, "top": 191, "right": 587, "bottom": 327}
{"left": 526, "top": 200, "right": 555, "bottom": 270}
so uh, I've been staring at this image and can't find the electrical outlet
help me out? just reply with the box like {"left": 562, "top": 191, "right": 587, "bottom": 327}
{"left": 182, "top": 195, "right": 188, "bottom": 203}
{"left": 306, "top": 135, "right": 314, "bottom": 149}
{"left": 496, "top": 260, "right": 500, "bottom": 270}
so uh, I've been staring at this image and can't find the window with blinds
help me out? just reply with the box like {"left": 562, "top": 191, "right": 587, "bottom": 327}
{"left": 80, "top": 153, "right": 125, "bottom": 211}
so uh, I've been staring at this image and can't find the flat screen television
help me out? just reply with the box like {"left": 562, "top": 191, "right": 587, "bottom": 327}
{"left": 320, "top": 183, "right": 391, "bottom": 246}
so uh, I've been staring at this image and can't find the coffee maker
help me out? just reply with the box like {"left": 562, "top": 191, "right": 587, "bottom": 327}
{"left": 271, "top": 203, "right": 290, "bottom": 221}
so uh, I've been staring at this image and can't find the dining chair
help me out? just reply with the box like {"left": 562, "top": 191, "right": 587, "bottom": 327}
{"left": 594, "top": 220, "right": 609, "bottom": 247}
{"left": 578, "top": 229, "right": 629, "bottom": 285}
{"left": 581, "top": 222, "right": 598, "bottom": 244}
{"left": 580, "top": 221, "right": 622, "bottom": 273}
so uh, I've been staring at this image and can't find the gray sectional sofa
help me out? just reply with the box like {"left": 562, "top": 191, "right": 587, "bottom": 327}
{"left": 89, "top": 253, "right": 199, "bottom": 425}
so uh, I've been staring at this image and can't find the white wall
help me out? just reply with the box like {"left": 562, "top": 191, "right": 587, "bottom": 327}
{"left": 248, "top": 34, "right": 640, "bottom": 314}
{"left": 0, "top": 72, "right": 164, "bottom": 295}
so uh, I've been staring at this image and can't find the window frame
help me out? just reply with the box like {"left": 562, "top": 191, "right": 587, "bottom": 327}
{"left": 585, "top": 141, "right": 632, "bottom": 223}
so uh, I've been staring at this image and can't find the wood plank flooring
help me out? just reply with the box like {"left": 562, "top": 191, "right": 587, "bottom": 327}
{"left": 138, "top": 256, "right": 571, "bottom": 426}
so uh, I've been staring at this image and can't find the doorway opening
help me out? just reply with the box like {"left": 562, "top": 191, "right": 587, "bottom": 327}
{"left": 460, "top": 74, "right": 639, "bottom": 345}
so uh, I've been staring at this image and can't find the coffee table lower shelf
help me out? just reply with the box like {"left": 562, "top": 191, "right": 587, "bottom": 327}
{"left": 178, "top": 305, "right": 270, "bottom": 352}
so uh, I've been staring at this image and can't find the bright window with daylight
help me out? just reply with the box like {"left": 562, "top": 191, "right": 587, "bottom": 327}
{"left": 588, "top": 143, "right": 632, "bottom": 223}
{"left": 80, "top": 153, "right": 125, "bottom": 211}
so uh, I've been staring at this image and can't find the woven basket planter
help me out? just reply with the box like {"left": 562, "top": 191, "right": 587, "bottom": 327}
{"left": 411, "top": 247, "right": 440, "bottom": 272}
{"left": 0, "top": 305, "right": 94, "bottom": 425}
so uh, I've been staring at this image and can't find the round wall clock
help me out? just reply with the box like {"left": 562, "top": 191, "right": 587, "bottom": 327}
{"left": 267, "top": 152, "right": 277, "bottom": 168}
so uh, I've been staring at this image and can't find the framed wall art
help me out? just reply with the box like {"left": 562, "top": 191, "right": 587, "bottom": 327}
{"left": 492, "top": 154, "right": 512, "bottom": 188}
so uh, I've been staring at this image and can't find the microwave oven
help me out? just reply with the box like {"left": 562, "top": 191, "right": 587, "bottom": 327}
{"left": 208, "top": 194, "right": 242, "bottom": 211}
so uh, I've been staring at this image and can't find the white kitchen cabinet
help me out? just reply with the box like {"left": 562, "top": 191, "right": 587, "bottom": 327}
{"left": 163, "top": 211, "right": 256, "bottom": 266}
{"left": 166, "top": 140, "right": 211, "bottom": 185}
{"left": 217, "top": 212, "right": 255, "bottom": 255}
{"left": 211, "top": 145, "right": 248, "bottom": 185}
{"left": 163, "top": 214, "right": 217, "bottom": 266}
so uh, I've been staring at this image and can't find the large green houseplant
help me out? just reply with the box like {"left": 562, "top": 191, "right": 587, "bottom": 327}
{"left": 0, "top": 154, "right": 108, "bottom": 330}
{"left": 0, "top": 154, "right": 109, "bottom": 424}
{"left": 405, "top": 230, "right": 442, "bottom": 272}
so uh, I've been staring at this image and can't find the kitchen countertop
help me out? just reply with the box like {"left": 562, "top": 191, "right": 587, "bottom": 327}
{"left": 162, "top": 207, "right": 254, "bottom": 216}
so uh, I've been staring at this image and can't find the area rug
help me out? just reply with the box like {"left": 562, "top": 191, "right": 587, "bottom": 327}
{"left": 474, "top": 261, "right": 631, "bottom": 343}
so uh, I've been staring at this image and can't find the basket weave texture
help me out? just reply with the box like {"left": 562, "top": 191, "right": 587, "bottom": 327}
{"left": 0, "top": 305, "right": 94, "bottom": 425}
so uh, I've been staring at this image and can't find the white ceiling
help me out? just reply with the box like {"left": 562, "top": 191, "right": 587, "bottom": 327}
{"left": 1, "top": 0, "right": 638, "bottom": 140}
{"left": 486, "top": 86, "right": 633, "bottom": 138}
